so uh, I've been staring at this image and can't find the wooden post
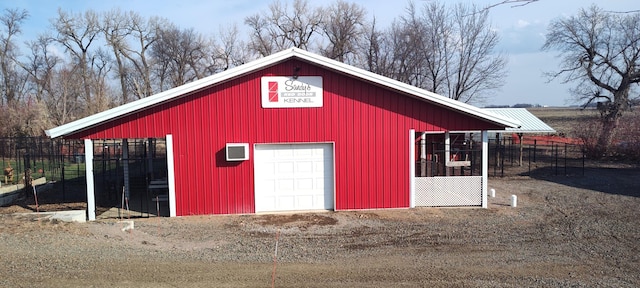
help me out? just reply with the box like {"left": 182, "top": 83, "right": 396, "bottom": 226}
{"left": 518, "top": 133, "right": 524, "bottom": 167}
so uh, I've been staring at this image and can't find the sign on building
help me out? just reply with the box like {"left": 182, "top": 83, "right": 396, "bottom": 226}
{"left": 261, "top": 76, "right": 323, "bottom": 108}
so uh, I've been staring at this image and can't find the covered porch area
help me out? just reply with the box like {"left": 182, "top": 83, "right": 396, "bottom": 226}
{"left": 410, "top": 130, "right": 490, "bottom": 208}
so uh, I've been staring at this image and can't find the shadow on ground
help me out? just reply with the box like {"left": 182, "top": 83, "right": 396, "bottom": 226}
{"left": 528, "top": 166, "right": 640, "bottom": 198}
{"left": 1, "top": 180, "right": 87, "bottom": 212}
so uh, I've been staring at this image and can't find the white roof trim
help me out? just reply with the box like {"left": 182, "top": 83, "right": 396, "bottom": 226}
{"left": 46, "top": 48, "right": 519, "bottom": 138}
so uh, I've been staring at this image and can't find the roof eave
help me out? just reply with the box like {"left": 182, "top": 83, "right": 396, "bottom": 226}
{"left": 46, "top": 48, "right": 519, "bottom": 138}
{"left": 290, "top": 49, "right": 520, "bottom": 129}
{"left": 45, "top": 49, "right": 297, "bottom": 138}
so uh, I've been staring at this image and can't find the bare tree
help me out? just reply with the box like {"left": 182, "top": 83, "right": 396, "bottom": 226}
{"left": 319, "top": 0, "right": 366, "bottom": 64}
{"left": 123, "top": 14, "right": 167, "bottom": 99}
{"left": 212, "top": 24, "right": 252, "bottom": 72}
{"left": 21, "top": 35, "right": 83, "bottom": 127}
{"left": 446, "top": 3, "right": 507, "bottom": 103}
{"left": 0, "top": 8, "right": 29, "bottom": 106}
{"left": 51, "top": 9, "right": 101, "bottom": 108}
{"left": 22, "top": 35, "right": 60, "bottom": 103}
{"left": 101, "top": 9, "right": 133, "bottom": 103}
{"left": 390, "top": 2, "right": 437, "bottom": 89}
{"left": 372, "top": 1, "right": 506, "bottom": 104}
{"left": 482, "top": 0, "right": 540, "bottom": 11}
{"left": 88, "top": 47, "right": 116, "bottom": 115}
{"left": 244, "top": 14, "right": 275, "bottom": 57}
{"left": 45, "top": 66, "right": 88, "bottom": 126}
{"left": 543, "top": 5, "right": 640, "bottom": 154}
{"left": 358, "top": 17, "right": 394, "bottom": 76}
{"left": 245, "top": 0, "right": 323, "bottom": 56}
{"left": 419, "top": 2, "right": 452, "bottom": 95}
{"left": 151, "top": 24, "right": 210, "bottom": 89}
{"left": 102, "top": 10, "right": 163, "bottom": 101}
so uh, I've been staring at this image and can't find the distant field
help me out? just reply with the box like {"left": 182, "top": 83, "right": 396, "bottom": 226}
{"left": 527, "top": 107, "right": 600, "bottom": 137}
{"left": 527, "top": 107, "right": 640, "bottom": 139}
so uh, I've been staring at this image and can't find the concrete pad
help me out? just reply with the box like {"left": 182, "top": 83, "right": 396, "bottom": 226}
{"left": 0, "top": 183, "right": 24, "bottom": 195}
{"left": 19, "top": 210, "right": 86, "bottom": 223}
{"left": 49, "top": 210, "right": 86, "bottom": 223}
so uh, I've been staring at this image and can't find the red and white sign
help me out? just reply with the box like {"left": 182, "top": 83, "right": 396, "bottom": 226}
{"left": 261, "top": 76, "right": 323, "bottom": 108}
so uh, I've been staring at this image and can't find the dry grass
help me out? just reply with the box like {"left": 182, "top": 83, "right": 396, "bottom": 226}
{"left": 527, "top": 107, "right": 640, "bottom": 138}
{"left": 527, "top": 107, "right": 599, "bottom": 137}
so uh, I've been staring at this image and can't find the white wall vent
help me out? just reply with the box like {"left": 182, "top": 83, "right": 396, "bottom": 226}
{"left": 226, "top": 143, "right": 249, "bottom": 161}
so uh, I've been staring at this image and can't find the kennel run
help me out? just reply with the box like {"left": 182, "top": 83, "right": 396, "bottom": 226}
{"left": 46, "top": 48, "right": 519, "bottom": 220}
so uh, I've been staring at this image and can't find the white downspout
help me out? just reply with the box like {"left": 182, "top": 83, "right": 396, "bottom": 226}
{"left": 166, "top": 135, "right": 177, "bottom": 217}
{"left": 409, "top": 129, "right": 416, "bottom": 208}
{"left": 84, "top": 139, "right": 96, "bottom": 221}
{"left": 482, "top": 130, "right": 489, "bottom": 208}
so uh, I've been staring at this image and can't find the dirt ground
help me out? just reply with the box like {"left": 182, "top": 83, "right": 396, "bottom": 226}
{"left": 1, "top": 163, "right": 639, "bottom": 287}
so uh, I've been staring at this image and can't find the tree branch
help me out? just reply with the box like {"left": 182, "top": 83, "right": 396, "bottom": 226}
{"left": 482, "top": 0, "right": 539, "bottom": 11}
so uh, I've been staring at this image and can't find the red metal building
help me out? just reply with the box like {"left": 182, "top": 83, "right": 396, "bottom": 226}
{"left": 46, "top": 48, "right": 518, "bottom": 220}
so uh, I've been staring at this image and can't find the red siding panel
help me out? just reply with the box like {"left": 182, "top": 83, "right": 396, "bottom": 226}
{"left": 67, "top": 59, "right": 503, "bottom": 215}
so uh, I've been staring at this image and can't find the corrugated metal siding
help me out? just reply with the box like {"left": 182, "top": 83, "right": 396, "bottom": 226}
{"left": 68, "top": 59, "right": 502, "bottom": 215}
{"left": 484, "top": 108, "right": 556, "bottom": 133}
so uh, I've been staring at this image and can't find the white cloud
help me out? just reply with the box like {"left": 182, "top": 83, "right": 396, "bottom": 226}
{"left": 516, "top": 19, "right": 530, "bottom": 28}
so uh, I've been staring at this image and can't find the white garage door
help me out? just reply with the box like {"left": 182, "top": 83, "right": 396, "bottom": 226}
{"left": 254, "top": 143, "right": 334, "bottom": 213}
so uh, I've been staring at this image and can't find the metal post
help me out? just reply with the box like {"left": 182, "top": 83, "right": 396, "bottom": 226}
{"left": 122, "top": 139, "right": 130, "bottom": 210}
{"left": 419, "top": 133, "right": 427, "bottom": 177}
{"left": 23, "top": 153, "right": 32, "bottom": 198}
{"left": 554, "top": 143, "right": 559, "bottom": 176}
{"left": 444, "top": 132, "right": 450, "bottom": 176}
{"left": 76, "top": 141, "right": 80, "bottom": 179}
{"left": 492, "top": 138, "right": 497, "bottom": 176}
{"left": 61, "top": 141, "right": 65, "bottom": 201}
{"left": 509, "top": 136, "right": 514, "bottom": 166}
{"left": 564, "top": 143, "right": 568, "bottom": 176}
{"left": 501, "top": 138, "right": 505, "bottom": 177}
{"left": 582, "top": 149, "right": 585, "bottom": 176}
{"left": 528, "top": 145, "right": 531, "bottom": 175}
{"left": 533, "top": 139, "right": 537, "bottom": 163}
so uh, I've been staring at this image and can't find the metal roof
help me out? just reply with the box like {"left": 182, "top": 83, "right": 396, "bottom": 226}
{"left": 46, "top": 48, "right": 520, "bottom": 138}
{"left": 484, "top": 108, "right": 555, "bottom": 133}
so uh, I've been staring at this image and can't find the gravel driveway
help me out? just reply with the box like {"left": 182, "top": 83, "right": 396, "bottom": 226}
{"left": 1, "top": 165, "right": 639, "bottom": 287}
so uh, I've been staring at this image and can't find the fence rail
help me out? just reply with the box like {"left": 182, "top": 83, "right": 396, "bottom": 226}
{"left": 489, "top": 136, "right": 585, "bottom": 177}
{"left": 1, "top": 135, "right": 586, "bottom": 201}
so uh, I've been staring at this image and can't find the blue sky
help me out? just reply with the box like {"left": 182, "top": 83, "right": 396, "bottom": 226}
{"left": 4, "top": 0, "right": 639, "bottom": 107}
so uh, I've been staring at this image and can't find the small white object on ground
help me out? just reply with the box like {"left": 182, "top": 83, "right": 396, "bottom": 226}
{"left": 119, "top": 220, "right": 134, "bottom": 232}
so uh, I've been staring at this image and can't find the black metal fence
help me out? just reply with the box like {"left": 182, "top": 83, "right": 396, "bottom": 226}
{"left": 0, "top": 137, "right": 85, "bottom": 187}
{"left": 2, "top": 135, "right": 585, "bottom": 196}
{"left": 489, "top": 136, "right": 585, "bottom": 177}
{"left": 415, "top": 142, "right": 484, "bottom": 177}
